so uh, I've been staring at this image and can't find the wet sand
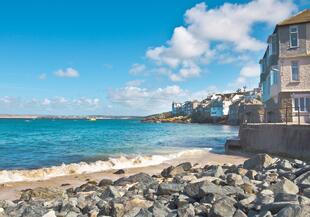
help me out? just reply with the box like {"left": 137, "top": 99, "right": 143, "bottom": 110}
{"left": 0, "top": 150, "right": 249, "bottom": 201}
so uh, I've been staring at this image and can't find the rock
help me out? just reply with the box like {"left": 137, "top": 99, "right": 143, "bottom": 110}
{"left": 246, "top": 170, "right": 258, "bottom": 180}
{"left": 302, "top": 188, "right": 310, "bottom": 198}
{"left": 158, "top": 183, "right": 184, "bottom": 195}
{"left": 295, "top": 171, "right": 310, "bottom": 188}
{"left": 277, "top": 160, "right": 293, "bottom": 171}
{"left": 177, "top": 162, "right": 192, "bottom": 171}
{"left": 175, "top": 194, "right": 191, "bottom": 208}
{"left": 242, "top": 183, "right": 256, "bottom": 194}
{"left": 210, "top": 197, "right": 236, "bottom": 217}
{"left": 134, "top": 208, "right": 152, "bottom": 217}
{"left": 258, "top": 210, "right": 272, "bottom": 217}
{"left": 20, "top": 187, "right": 66, "bottom": 201}
{"left": 275, "top": 193, "right": 299, "bottom": 202}
{"left": 271, "top": 178, "right": 299, "bottom": 195}
{"left": 243, "top": 154, "right": 275, "bottom": 171}
{"left": 114, "top": 169, "right": 125, "bottom": 174}
{"left": 177, "top": 204, "right": 195, "bottom": 217}
{"left": 239, "top": 195, "right": 256, "bottom": 207}
{"left": 261, "top": 202, "right": 299, "bottom": 214}
{"left": 161, "top": 166, "right": 185, "bottom": 178}
{"left": 233, "top": 209, "right": 247, "bottom": 217}
{"left": 42, "top": 210, "right": 57, "bottom": 217}
{"left": 299, "top": 196, "right": 310, "bottom": 205}
{"left": 124, "top": 198, "right": 153, "bottom": 211}
{"left": 100, "top": 186, "right": 121, "bottom": 199}
{"left": 114, "top": 173, "right": 155, "bottom": 187}
{"left": 202, "top": 165, "right": 224, "bottom": 178}
{"left": 149, "top": 201, "right": 171, "bottom": 217}
{"left": 111, "top": 202, "right": 125, "bottom": 217}
{"left": 277, "top": 205, "right": 310, "bottom": 217}
{"left": 98, "top": 179, "right": 113, "bottom": 187}
{"left": 226, "top": 173, "right": 244, "bottom": 186}
{"left": 237, "top": 168, "right": 248, "bottom": 176}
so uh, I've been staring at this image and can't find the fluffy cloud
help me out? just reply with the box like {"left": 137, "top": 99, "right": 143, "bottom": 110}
{"left": 54, "top": 68, "right": 80, "bottom": 78}
{"left": 129, "top": 64, "right": 147, "bottom": 75}
{"left": 107, "top": 83, "right": 219, "bottom": 114}
{"left": 146, "top": 0, "right": 296, "bottom": 81}
{"left": 231, "top": 64, "right": 261, "bottom": 88}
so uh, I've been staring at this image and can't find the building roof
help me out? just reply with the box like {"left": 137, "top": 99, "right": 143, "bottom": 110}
{"left": 278, "top": 9, "right": 310, "bottom": 27}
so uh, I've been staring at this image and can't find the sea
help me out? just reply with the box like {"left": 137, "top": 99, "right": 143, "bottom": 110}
{"left": 0, "top": 118, "right": 238, "bottom": 183}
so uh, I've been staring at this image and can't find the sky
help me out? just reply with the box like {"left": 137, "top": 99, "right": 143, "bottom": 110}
{"left": 0, "top": 0, "right": 308, "bottom": 116}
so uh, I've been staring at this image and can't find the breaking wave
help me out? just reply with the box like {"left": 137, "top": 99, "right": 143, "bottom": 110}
{"left": 0, "top": 148, "right": 211, "bottom": 184}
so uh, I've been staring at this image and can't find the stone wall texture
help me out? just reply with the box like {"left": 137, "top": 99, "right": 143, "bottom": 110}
{"left": 239, "top": 124, "right": 310, "bottom": 160}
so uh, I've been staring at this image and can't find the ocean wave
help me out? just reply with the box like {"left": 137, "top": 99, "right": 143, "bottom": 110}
{"left": 0, "top": 148, "right": 211, "bottom": 184}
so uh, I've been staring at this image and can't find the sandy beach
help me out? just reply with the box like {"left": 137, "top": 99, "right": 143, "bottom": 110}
{"left": 0, "top": 150, "right": 248, "bottom": 201}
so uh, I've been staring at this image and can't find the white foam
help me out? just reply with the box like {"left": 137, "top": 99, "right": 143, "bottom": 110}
{"left": 0, "top": 148, "right": 211, "bottom": 184}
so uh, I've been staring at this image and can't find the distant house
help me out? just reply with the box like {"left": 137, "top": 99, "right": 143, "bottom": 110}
{"left": 172, "top": 102, "right": 182, "bottom": 116}
{"left": 259, "top": 10, "right": 310, "bottom": 123}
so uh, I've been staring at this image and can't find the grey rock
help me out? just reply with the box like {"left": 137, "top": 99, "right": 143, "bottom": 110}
{"left": 233, "top": 209, "right": 247, "bottom": 217}
{"left": 275, "top": 193, "right": 299, "bottom": 202}
{"left": 258, "top": 210, "right": 272, "bottom": 217}
{"left": 277, "top": 205, "right": 310, "bottom": 217}
{"left": 158, "top": 183, "right": 184, "bottom": 195}
{"left": 114, "top": 173, "right": 155, "bottom": 187}
{"left": 202, "top": 165, "right": 224, "bottom": 178}
{"left": 98, "top": 179, "right": 113, "bottom": 187}
{"left": 111, "top": 202, "right": 125, "bottom": 217}
{"left": 243, "top": 154, "right": 275, "bottom": 171}
{"left": 270, "top": 178, "right": 299, "bottom": 195}
{"left": 177, "top": 204, "right": 195, "bottom": 217}
{"left": 134, "top": 208, "right": 152, "bottom": 217}
{"left": 114, "top": 169, "right": 125, "bottom": 174}
{"left": 210, "top": 197, "right": 236, "bottom": 217}
{"left": 226, "top": 173, "right": 244, "bottom": 186}
{"left": 149, "top": 201, "right": 171, "bottom": 217}
{"left": 161, "top": 166, "right": 185, "bottom": 178}
{"left": 295, "top": 171, "right": 310, "bottom": 188}
{"left": 100, "top": 186, "right": 121, "bottom": 199}
{"left": 177, "top": 162, "right": 192, "bottom": 171}
{"left": 261, "top": 202, "right": 299, "bottom": 214}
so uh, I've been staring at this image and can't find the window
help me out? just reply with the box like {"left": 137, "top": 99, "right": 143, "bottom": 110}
{"left": 294, "top": 97, "right": 310, "bottom": 112}
{"left": 289, "top": 25, "right": 299, "bottom": 48}
{"left": 291, "top": 61, "right": 299, "bottom": 81}
{"left": 270, "top": 70, "right": 278, "bottom": 85}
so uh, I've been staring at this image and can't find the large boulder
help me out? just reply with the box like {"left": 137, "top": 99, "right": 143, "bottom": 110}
{"left": 158, "top": 183, "right": 184, "bottom": 195}
{"left": 20, "top": 187, "right": 66, "bottom": 201}
{"left": 243, "top": 154, "right": 275, "bottom": 171}
{"left": 177, "top": 204, "right": 195, "bottom": 217}
{"left": 270, "top": 178, "right": 299, "bottom": 195}
{"left": 295, "top": 171, "right": 310, "bottom": 188}
{"left": 161, "top": 165, "right": 185, "bottom": 178}
{"left": 113, "top": 173, "right": 155, "bottom": 186}
{"left": 276, "top": 205, "right": 310, "bottom": 217}
{"left": 209, "top": 197, "right": 236, "bottom": 217}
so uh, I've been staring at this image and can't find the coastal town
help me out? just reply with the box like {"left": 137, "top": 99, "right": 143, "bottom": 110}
{"left": 144, "top": 9, "right": 310, "bottom": 126}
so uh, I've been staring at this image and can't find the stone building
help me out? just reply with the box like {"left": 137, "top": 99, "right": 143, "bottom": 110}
{"left": 259, "top": 10, "right": 310, "bottom": 123}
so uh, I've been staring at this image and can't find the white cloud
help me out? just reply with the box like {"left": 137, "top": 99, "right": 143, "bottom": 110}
{"left": 38, "top": 73, "right": 47, "bottom": 80}
{"left": 129, "top": 64, "right": 147, "bottom": 75}
{"left": 54, "top": 68, "right": 80, "bottom": 78}
{"left": 146, "top": 0, "right": 296, "bottom": 81}
{"left": 231, "top": 63, "right": 261, "bottom": 88}
{"left": 107, "top": 84, "right": 219, "bottom": 114}
{"left": 126, "top": 80, "right": 145, "bottom": 87}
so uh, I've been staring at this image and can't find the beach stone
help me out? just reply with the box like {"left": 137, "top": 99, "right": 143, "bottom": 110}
{"left": 193, "top": 203, "right": 210, "bottom": 216}
{"left": 242, "top": 182, "right": 256, "bottom": 194}
{"left": 295, "top": 171, "right": 310, "bottom": 188}
{"left": 161, "top": 166, "right": 185, "bottom": 178}
{"left": 100, "top": 186, "right": 121, "bottom": 199}
{"left": 246, "top": 170, "right": 258, "bottom": 180}
{"left": 258, "top": 210, "right": 273, "bottom": 217}
{"left": 111, "top": 202, "right": 125, "bottom": 217}
{"left": 202, "top": 165, "right": 224, "bottom": 178}
{"left": 20, "top": 187, "right": 66, "bottom": 201}
{"left": 303, "top": 188, "right": 310, "bottom": 198}
{"left": 237, "top": 168, "right": 248, "bottom": 176}
{"left": 239, "top": 195, "right": 256, "bottom": 207}
{"left": 134, "top": 208, "right": 152, "bottom": 217}
{"left": 114, "top": 173, "right": 155, "bottom": 187}
{"left": 65, "top": 211, "right": 79, "bottom": 217}
{"left": 149, "top": 201, "right": 171, "bottom": 217}
{"left": 270, "top": 178, "right": 299, "bottom": 195}
{"left": 226, "top": 173, "right": 244, "bottom": 186}
{"left": 210, "top": 197, "right": 236, "bottom": 217}
{"left": 175, "top": 194, "right": 191, "bottom": 208}
{"left": 158, "top": 183, "right": 184, "bottom": 195}
{"left": 123, "top": 207, "right": 141, "bottom": 217}
{"left": 177, "top": 162, "right": 192, "bottom": 171}
{"left": 98, "top": 179, "right": 113, "bottom": 187}
{"left": 177, "top": 204, "right": 195, "bottom": 217}
{"left": 42, "top": 210, "right": 57, "bottom": 217}
{"left": 275, "top": 193, "right": 299, "bottom": 202}
{"left": 233, "top": 209, "right": 247, "bottom": 217}
{"left": 261, "top": 202, "right": 300, "bottom": 214}
{"left": 299, "top": 196, "right": 310, "bottom": 205}
{"left": 276, "top": 205, "right": 310, "bottom": 217}
{"left": 124, "top": 198, "right": 153, "bottom": 211}
{"left": 277, "top": 160, "right": 293, "bottom": 171}
{"left": 243, "top": 154, "right": 275, "bottom": 171}
{"left": 114, "top": 169, "right": 125, "bottom": 174}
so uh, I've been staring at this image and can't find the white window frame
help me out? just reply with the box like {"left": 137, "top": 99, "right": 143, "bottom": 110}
{"left": 291, "top": 61, "right": 299, "bottom": 81}
{"left": 293, "top": 95, "right": 310, "bottom": 113}
{"left": 289, "top": 25, "right": 299, "bottom": 48}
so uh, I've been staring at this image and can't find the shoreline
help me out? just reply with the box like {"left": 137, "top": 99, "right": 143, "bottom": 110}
{"left": 0, "top": 150, "right": 249, "bottom": 201}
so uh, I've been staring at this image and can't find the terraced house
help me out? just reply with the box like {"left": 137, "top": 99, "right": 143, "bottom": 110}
{"left": 259, "top": 10, "right": 310, "bottom": 123}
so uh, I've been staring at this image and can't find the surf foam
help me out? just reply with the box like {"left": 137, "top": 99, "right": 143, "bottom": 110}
{"left": 0, "top": 148, "right": 211, "bottom": 184}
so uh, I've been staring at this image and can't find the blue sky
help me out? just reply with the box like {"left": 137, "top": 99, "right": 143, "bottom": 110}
{"left": 0, "top": 0, "right": 308, "bottom": 115}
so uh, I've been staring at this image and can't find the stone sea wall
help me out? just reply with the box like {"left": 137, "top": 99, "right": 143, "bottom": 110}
{"left": 239, "top": 124, "right": 310, "bottom": 161}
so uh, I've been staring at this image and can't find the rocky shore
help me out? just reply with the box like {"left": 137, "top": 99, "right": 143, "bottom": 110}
{"left": 1, "top": 154, "right": 310, "bottom": 217}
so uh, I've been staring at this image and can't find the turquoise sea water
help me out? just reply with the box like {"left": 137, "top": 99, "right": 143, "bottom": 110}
{"left": 0, "top": 119, "right": 238, "bottom": 170}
